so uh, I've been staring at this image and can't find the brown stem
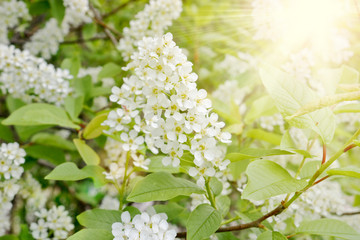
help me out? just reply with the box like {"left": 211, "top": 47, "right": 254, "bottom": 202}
{"left": 339, "top": 211, "right": 360, "bottom": 216}
{"left": 61, "top": 36, "right": 109, "bottom": 44}
{"left": 344, "top": 143, "right": 356, "bottom": 152}
{"left": 176, "top": 204, "right": 285, "bottom": 238}
{"left": 89, "top": 4, "right": 121, "bottom": 47}
{"left": 313, "top": 175, "right": 330, "bottom": 186}
{"left": 321, "top": 144, "right": 326, "bottom": 165}
{"left": 102, "top": 0, "right": 134, "bottom": 19}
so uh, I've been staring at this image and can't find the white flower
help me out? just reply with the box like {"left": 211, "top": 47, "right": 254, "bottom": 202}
{"left": 104, "top": 33, "right": 232, "bottom": 188}
{"left": 111, "top": 210, "right": 177, "bottom": 240}
{"left": 30, "top": 205, "right": 74, "bottom": 240}
{"left": 118, "top": 0, "right": 183, "bottom": 61}
{"left": 0, "top": 45, "right": 72, "bottom": 105}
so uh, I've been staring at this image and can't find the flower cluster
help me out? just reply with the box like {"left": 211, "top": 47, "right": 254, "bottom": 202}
{"left": 0, "top": 142, "right": 26, "bottom": 236}
{"left": 0, "top": 0, "right": 30, "bottom": 45}
{"left": 111, "top": 210, "right": 177, "bottom": 240}
{"left": 30, "top": 205, "right": 74, "bottom": 240}
{"left": 0, "top": 44, "right": 72, "bottom": 105}
{"left": 104, "top": 33, "right": 231, "bottom": 187}
{"left": 118, "top": 0, "right": 183, "bottom": 61}
{"left": 24, "top": 0, "right": 91, "bottom": 59}
{"left": 259, "top": 113, "right": 284, "bottom": 132}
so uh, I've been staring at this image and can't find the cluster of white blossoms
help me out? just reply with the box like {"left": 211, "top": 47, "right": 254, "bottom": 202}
{"left": 112, "top": 210, "right": 177, "bottom": 240}
{"left": 262, "top": 180, "right": 360, "bottom": 231}
{"left": 0, "top": 142, "right": 26, "bottom": 236}
{"left": 102, "top": 138, "right": 148, "bottom": 182}
{"left": 217, "top": 52, "right": 257, "bottom": 77}
{"left": 30, "top": 205, "right": 74, "bottom": 240}
{"left": 0, "top": 0, "right": 30, "bottom": 45}
{"left": 19, "top": 173, "right": 50, "bottom": 221}
{"left": 0, "top": 44, "right": 72, "bottom": 105}
{"left": 118, "top": 0, "right": 182, "bottom": 61}
{"left": 103, "top": 33, "right": 232, "bottom": 187}
{"left": 24, "top": 0, "right": 91, "bottom": 59}
{"left": 258, "top": 113, "right": 284, "bottom": 132}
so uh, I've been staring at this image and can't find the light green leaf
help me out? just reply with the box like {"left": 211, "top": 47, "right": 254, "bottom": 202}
{"left": 226, "top": 148, "right": 293, "bottom": 162}
{"left": 153, "top": 202, "right": 187, "bottom": 221}
{"left": 216, "top": 195, "right": 230, "bottom": 217}
{"left": 25, "top": 145, "right": 65, "bottom": 165}
{"left": 45, "top": 162, "right": 107, "bottom": 187}
{"left": 259, "top": 64, "right": 336, "bottom": 143}
{"left": 242, "top": 160, "right": 307, "bottom": 201}
{"left": 83, "top": 113, "right": 108, "bottom": 139}
{"left": 246, "top": 129, "right": 282, "bottom": 145}
{"left": 257, "top": 231, "right": 287, "bottom": 240}
{"left": 209, "top": 177, "right": 223, "bottom": 196}
{"left": 31, "top": 133, "right": 76, "bottom": 151}
{"left": 67, "top": 229, "right": 113, "bottom": 240}
{"left": 73, "top": 139, "right": 100, "bottom": 165}
{"left": 0, "top": 235, "right": 18, "bottom": 240}
{"left": 127, "top": 172, "right": 204, "bottom": 202}
{"left": 74, "top": 76, "right": 93, "bottom": 101}
{"left": 2, "top": 103, "right": 79, "bottom": 129}
{"left": 327, "top": 167, "right": 360, "bottom": 179}
{"left": 299, "top": 161, "right": 321, "bottom": 179}
{"left": 48, "top": 0, "right": 65, "bottom": 24}
{"left": 65, "top": 96, "right": 84, "bottom": 121}
{"left": 98, "top": 63, "right": 122, "bottom": 80}
{"left": 77, "top": 209, "right": 122, "bottom": 231}
{"left": 297, "top": 218, "right": 360, "bottom": 239}
{"left": 244, "top": 95, "right": 277, "bottom": 124}
{"left": 89, "top": 87, "right": 112, "bottom": 98}
{"left": 61, "top": 56, "right": 80, "bottom": 76}
{"left": 186, "top": 204, "right": 222, "bottom": 240}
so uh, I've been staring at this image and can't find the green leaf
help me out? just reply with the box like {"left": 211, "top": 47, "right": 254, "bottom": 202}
{"left": 6, "top": 96, "right": 25, "bottom": 113}
{"left": 209, "top": 177, "right": 223, "bottom": 196}
{"left": 257, "top": 231, "right": 287, "bottom": 240}
{"left": 65, "top": 96, "right": 84, "bottom": 121}
{"left": 297, "top": 218, "right": 360, "bottom": 239}
{"left": 299, "top": 161, "right": 321, "bottom": 179}
{"left": 25, "top": 145, "right": 65, "bottom": 165}
{"left": 246, "top": 129, "right": 282, "bottom": 145}
{"left": 216, "top": 232, "right": 239, "bottom": 240}
{"left": 127, "top": 172, "right": 204, "bottom": 202}
{"left": 74, "top": 76, "right": 93, "bottom": 101}
{"left": 226, "top": 148, "right": 293, "bottom": 162}
{"left": 45, "top": 162, "right": 107, "bottom": 187}
{"left": 259, "top": 64, "right": 336, "bottom": 143}
{"left": 327, "top": 167, "right": 360, "bottom": 179}
{"left": 67, "top": 229, "right": 113, "bottom": 240}
{"left": 29, "top": 0, "right": 50, "bottom": 15}
{"left": 83, "top": 113, "right": 108, "bottom": 140}
{"left": 73, "top": 139, "right": 100, "bottom": 165}
{"left": 2, "top": 103, "right": 79, "bottom": 129}
{"left": 89, "top": 87, "right": 112, "bottom": 98}
{"left": 186, "top": 204, "right": 222, "bottom": 240}
{"left": 98, "top": 63, "right": 122, "bottom": 80}
{"left": 61, "top": 56, "right": 81, "bottom": 77}
{"left": 31, "top": 133, "right": 76, "bottom": 151}
{"left": 242, "top": 160, "right": 307, "bottom": 201}
{"left": 244, "top": 95, "right": 277, "bottom": 124}
{"left": 77, "top": 209, "right": 122, "bottom": 231}
{"left": 154, "top": 202, "right": 186, "bottom": 221}
{"left": 48, "top": 0, "right": 65, "bottom": 24}
{"left": 0, "top": 235, "right": 19, "bottom": 240}
{"left": 19, "top": 224, "right": 34, "bottom": 240}
{"left": 216, "top": 195, "right": 230, "bottom": 217}
{"left": 0, "top": 118, "right": 14, "bottom": 142}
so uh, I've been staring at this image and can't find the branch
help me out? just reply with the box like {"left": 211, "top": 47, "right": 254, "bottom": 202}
{"left": 60, "top": 36, "right": 109, "bottom": 45}
{"left": 102, "top": 0, "right": 134, "bottom": 19}
{"left": 176, "top": 204, "right": 285, "bottom": 238}
{"left": 89, "top": 4, "right": 121, "bottom": 47}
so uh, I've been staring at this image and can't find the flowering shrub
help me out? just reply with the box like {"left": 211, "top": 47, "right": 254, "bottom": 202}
{"left": 1, "top": 0, "right": 360, "bottom": 240}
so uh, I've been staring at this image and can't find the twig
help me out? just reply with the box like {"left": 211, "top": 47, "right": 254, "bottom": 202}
{"left": 321, "top": 144, "right": 326, "bottom": 164}
{"left": 61, "top": 36, "right": 109, "bottom": 45}
{"left": 89, "top": 4, "right": 120, "bottom": 47}
{"left": 102, "top": 0, "right": 134, "bottom": 19}
{"left": 338, "top": 211, "right": 360, "bottom": 216}
{"left": 176, "top": 204, "right": 285, "bottom": 238}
